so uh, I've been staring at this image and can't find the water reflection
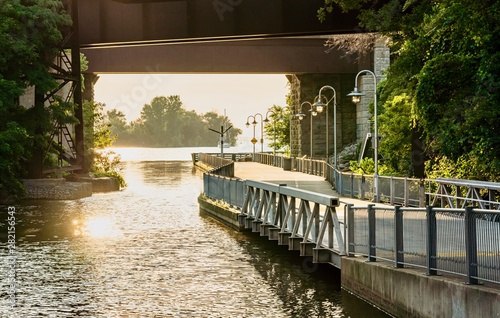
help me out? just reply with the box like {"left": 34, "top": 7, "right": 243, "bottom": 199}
{"left": 0, "top": 155, "right": 390, "bottom": 317}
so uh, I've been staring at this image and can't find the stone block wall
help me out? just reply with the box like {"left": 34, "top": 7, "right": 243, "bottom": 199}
{"left": 356, "top": 38, "right": 390, "bottom": 142}
{"left": 23, "top": 179, "right": 92, "bottom": 200}
{"left": 286, "top": 73, "right": 357, "bottom": 160}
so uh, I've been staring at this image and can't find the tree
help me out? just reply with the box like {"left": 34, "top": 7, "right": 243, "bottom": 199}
{"left": 263, "top": 105, "right": 291, "bottom": 152}
{"left": 83, "top": 100, "right": 125, "bottom": 187}
{"left": 320, "top": 0, "right": 500, "bottom": 181}
{"left": 106, "top": 96, "right": 242, "bottom": 147}
{"left": 0, "top": 0, "right": 71, "bottom": 199}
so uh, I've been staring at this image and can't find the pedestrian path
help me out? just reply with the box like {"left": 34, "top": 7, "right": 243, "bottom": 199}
{"left": 234, "top": 162, "right": 338, "bottom": 196}
{"left": 234, "top": 162, "right": 390, "bottom": 208}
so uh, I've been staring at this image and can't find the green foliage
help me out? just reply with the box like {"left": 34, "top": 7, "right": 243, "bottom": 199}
{"left": 349, "top": 157, "right": 374, "bottom": 175}
{"left": 321, "top": 0, "right": 500, "bottom": 181}
{"left": 378, "top": 92, "right": 414, "bottom": 175}
{"left": 349, "top": 157, "right": 400, "bottom": 176}
{"left": 0, "top": 122, "right": 30, "bottom": 198}
{"left": 263, "top": 105, "right": 290, "bottom": 152}
{"left": 0, "top": 0, "right": 71, "bottom": 199}
{"left": 83, "top": 100, "right": 125, "bottom": 187}
{"left": 108, "top": 95, "right": 242, "bottom": 147}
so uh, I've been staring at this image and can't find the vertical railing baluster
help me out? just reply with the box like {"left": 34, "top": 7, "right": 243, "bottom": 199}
{"left": 394, "top": 206, "right": 404, "bottom": 268}
{"left": 426, "top": 206, "right": 437, "bottom": 275}
{"left": 390, "top": 177, "right": 394, "bottom": 205}
{"left": 368, "top": 204, "right": 376, "bottom": 262}
{"left": 347, "top": 204, "right": 354, "bottom": 257}
{"left": 465, "top": 207, "right": 479, "bottom": 284}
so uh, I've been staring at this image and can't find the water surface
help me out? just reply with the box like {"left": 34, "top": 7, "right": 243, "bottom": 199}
{"left": 0, "top": 147, "right": 390, "bottom": 317}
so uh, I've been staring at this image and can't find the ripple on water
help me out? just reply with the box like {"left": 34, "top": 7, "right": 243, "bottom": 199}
{"left": 1, "top": 159, "right": 389, "bottom": 317}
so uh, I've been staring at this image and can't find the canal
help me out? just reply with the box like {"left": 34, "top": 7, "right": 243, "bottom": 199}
{"left": 1, "top": 147, "right": 391, "bottom": 317}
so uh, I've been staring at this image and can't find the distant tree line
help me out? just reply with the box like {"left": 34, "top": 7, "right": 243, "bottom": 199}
{"left": 106, "top": 95, "right": 242, "bottom": 147}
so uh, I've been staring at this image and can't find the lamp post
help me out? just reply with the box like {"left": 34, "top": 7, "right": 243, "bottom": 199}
{"left": 313, "top": 86, "right": 337, "bottom": 165}
{"left": 254, "top": 113, "right": 266, "bottom": 153}
{"left": 245, "top": 115, "right": 257, "bottom": 157}
{"left": 347, "top": 70, "right": 379, "bottom": 202}
{"left": 296, "top": 101, "right": 317, "bottom": 158}
{"left": 265, "top": 110, "right": 275, "bottom": 155}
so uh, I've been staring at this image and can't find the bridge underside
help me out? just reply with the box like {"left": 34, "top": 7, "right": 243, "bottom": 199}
{"left": 78, "top": 0, "right": 360, "bottom": 48}
{"left": 83, "top": 37, "right": 363, "bottom": 74}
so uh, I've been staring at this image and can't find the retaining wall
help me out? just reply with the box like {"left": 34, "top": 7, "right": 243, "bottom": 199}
{"left": 341, "top": 256, "right": 500, "bottom": 318}
{"left": 198, "top": 195, "right": 244, "bottom": 231}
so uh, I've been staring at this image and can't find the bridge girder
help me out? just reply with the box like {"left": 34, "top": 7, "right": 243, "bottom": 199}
{"left": 83, "top": 37, "right": 363, "bottom": 74}
{"left": 78, "top": 0, "right": 360, "bottom": 48}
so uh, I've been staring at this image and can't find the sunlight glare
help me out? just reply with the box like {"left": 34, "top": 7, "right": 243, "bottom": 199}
{"left": 81, "top": 216, "right": 123, "bottom": 238}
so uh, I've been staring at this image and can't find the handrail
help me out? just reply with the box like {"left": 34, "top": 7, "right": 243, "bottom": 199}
{"left": 201, "top": 172, "right": 500, "bottom": 284}
{"left": 252, "top": 153, "right": 500, "bottom": 209}
{"left": 346, "top": 204, "right": 500, "bottom": 285}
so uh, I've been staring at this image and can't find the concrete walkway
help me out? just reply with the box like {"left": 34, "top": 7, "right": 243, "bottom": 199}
{"left": 234, "top": 162, "right": 338, "bottom": 196}
{"left": 234, "top": 162, "right": 390, "bottom": 207}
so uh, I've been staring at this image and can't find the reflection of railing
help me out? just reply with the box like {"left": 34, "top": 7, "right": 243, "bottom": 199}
{"left": 347, "top": 204, "right": 500, "bottom": 285}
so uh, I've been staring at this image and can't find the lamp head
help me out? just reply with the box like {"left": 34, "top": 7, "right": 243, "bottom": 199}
{"left": 311, "top": 110, "right": 318, "bottom": 116}
{"left": 313, "top": 97, "right": 326, "bottom": 113}
{"left": 295, "top": 113, "right": 305, "bottom": 121}
{"left": 263, "top": 117, "right": 270, "bottom": 123}
{"left": 252, "top": 119, "right": 258, "bottom": 126}
{"left": 245, "top": 122, "right": 250, "bottom": 128}
{"left": 347, "top": 87, "right": 364, "bottom": 104}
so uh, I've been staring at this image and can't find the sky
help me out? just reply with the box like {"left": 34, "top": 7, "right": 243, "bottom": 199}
{"left": 93, "top": 74, "right": 290, "bottom": 139}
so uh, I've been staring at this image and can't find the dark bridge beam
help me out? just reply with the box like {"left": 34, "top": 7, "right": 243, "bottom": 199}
{"left": 82, "top": 37, "right": 362, "bottom": 74}
{"left": 78, "top": 0, "right": 360, "bottom": 47}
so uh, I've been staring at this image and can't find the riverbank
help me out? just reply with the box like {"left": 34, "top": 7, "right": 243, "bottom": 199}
{"left": 22, "top": 176, "right": 120, "bottom": 200}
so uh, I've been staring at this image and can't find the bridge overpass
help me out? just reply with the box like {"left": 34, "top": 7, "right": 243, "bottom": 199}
{"left": 40, "top": 0, "right": 373, "bottom": 177}
{"left": 77, "top": 0, "right": 367, "bottom": 74}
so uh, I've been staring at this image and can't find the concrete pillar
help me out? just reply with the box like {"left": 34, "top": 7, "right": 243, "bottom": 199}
{"left": 356, "top": 37, "right": 390, "bottom": 142}
{"left": 286, "top": 73, "right": 357, "bottom": 160}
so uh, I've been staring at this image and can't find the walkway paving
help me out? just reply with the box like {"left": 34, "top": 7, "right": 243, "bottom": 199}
{"left": 234, "top": 162, "right": 391, "bottom": 208}
{"left": 234, "top": 162, "right": 338, "bottom": 196}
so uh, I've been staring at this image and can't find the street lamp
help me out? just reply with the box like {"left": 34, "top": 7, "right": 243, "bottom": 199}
{"left": 265, "top": 110, "right": 274, "bottom": 155}
{"left": 254, "top": 113, "right": 266, "bottom": 153}
{"left": 347, "top": 69, "right": 379, "bottom": 202}
{"left": 313, "top": 85, "right": 337, "bottom": 164}
{"left": 296, "top": 101, "right": 317, "bottom": 158}
{"left": 245, "top": 115, "right": 257, "bottom": 156}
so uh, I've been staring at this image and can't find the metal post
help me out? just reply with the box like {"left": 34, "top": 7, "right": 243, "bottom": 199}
{"left": 71, "top": 0, "right": 85, "bottom": 172}
{"left": 394, "top": 206, "right": 404, "bottom": 268}
{"left": 368, "top": 204, "right": 376, "bottom": 262}
{"left": 426, "top": 206, "right": 437, "bottom": 275}
{"left": 465, "top": 207, "right": 479, "bottom": 284}
{"left": 347, "top": 204, "right": 355, "bottom": 256}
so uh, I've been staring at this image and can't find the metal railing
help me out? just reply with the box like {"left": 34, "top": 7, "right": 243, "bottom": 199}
{"left": 240, "top": 179, "right": 344, "bottom": 267}
{"left": 347, "top": 204, "right": 500, "bottom": 285}
{"left": 195, "top": 153, "right": 235, "bottom": 177}
{"left": 203, "top": 173, "right": 245, "bottom": 208}
{"left": 253, "top": 153, "right": 500, "bottom": 210}
{"left": 201, "top": 172, "right": 500, "bottom": 284}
